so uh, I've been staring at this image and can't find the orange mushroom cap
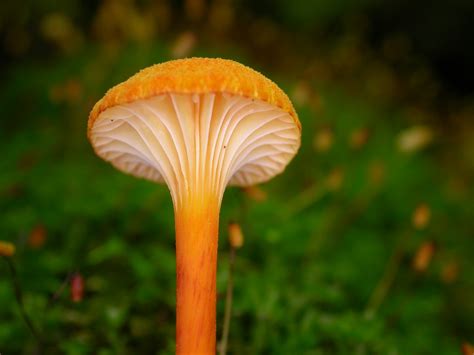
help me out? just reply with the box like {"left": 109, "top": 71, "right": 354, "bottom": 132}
{"left": 88, "top": 58, "right": 301, "bottom": 205}
{"left": 88, "top": 58, "right": 300, "bottom": 135}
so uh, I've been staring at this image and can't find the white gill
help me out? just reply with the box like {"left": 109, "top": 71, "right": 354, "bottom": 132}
{"left": 90, "top": 92, "right": 300, "bottom": 208}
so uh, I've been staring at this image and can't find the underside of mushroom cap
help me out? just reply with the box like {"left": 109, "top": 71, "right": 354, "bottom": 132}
{"left": 90, "top": 92, "right": 300, "bottom": 207}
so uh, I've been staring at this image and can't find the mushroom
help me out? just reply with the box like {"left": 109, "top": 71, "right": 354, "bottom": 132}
{"left": 88, "top": 58, "right": 301, "bottom": 354}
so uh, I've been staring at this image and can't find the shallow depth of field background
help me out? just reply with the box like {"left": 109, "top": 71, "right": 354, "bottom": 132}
{"left": 1, "top": 1, "right": 473, "bottom": 354}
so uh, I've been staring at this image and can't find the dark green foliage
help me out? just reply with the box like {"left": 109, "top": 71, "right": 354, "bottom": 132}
{"left": 0, "top": 2, "right": 473, "bottom": 354}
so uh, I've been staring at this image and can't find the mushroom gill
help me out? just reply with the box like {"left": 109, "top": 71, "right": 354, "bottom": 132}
{"left": 90, "top": 92, "right": 300, "bottom": 208}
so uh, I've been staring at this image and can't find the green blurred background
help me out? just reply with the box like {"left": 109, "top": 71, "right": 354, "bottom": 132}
{"left": 1, "top": 0, "right": 473, "bottom": 354}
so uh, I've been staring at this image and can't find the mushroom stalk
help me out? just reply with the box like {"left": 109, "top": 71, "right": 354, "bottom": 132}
{"left": 175, "top": 194, "right": 220, "bottom": 354}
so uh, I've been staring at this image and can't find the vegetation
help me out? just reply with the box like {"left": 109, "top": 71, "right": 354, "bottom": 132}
{"left": 1, "top": 1, "right": 473, "bottom": 354}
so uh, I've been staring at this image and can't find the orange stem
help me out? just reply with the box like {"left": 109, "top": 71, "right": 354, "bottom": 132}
{"left": 175, "top": 196, "right": 220, "bottom": 355}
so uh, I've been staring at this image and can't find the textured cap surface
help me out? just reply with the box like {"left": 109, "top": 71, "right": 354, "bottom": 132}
{"left": 88, "top": 58, "right": 300, "bottom": 136}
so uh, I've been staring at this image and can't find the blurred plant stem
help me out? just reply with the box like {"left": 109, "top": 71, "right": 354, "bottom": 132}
{"left": 284, "top": 183, "right": 327, "bottom": 218}
{"left": 46, "top": 272, "right": 72, "bottom": 308}
{"left": 364, "top": 232, "right": 409, "bottom": 318}
{"left": 2, "top": 256, "right": 43, "bottom": 349}
{"left": 219, "top": 246, "right": 236, "bottom": 355}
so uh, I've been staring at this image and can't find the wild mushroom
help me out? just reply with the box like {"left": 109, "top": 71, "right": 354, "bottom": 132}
{"left": 88, "top": 58, "right": 301, "bottom": 354}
